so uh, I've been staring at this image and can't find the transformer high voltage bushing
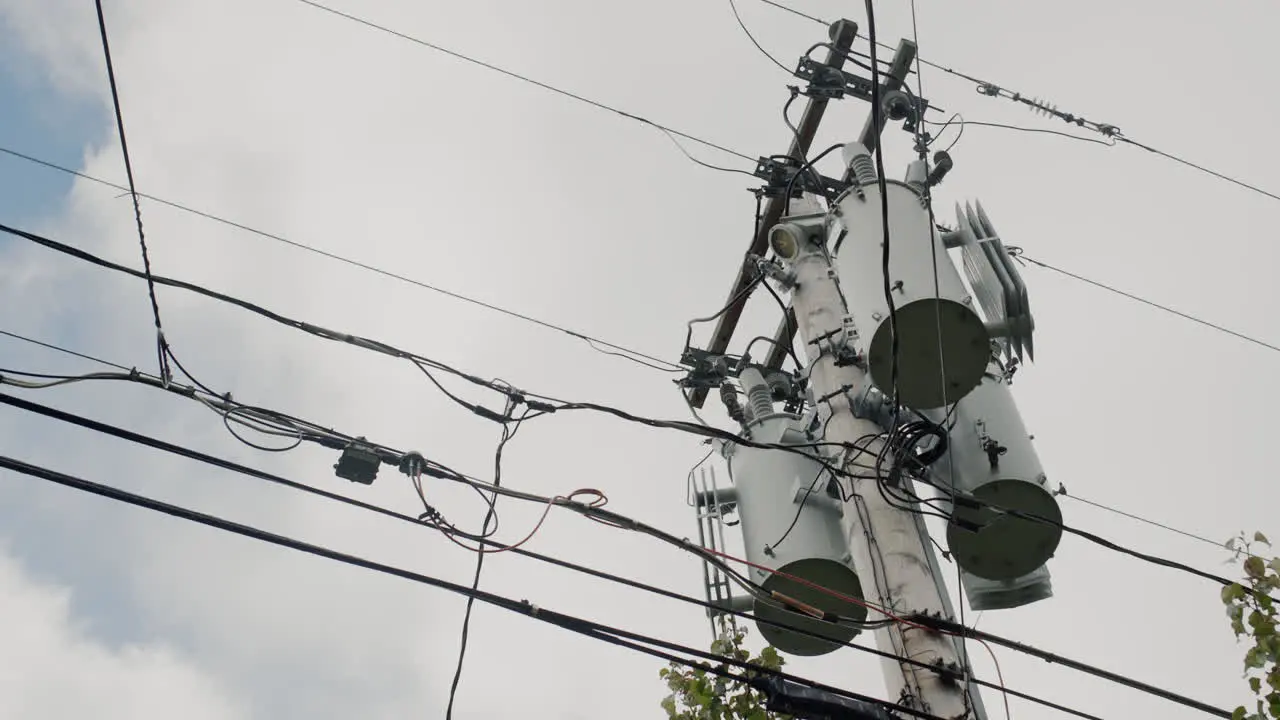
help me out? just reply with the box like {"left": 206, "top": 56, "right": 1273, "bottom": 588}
{"left": 695, "top": 368, "right": 869, "bottom": 657}
{"left": 824, "top": 143, "right": 991, "bottom": 410}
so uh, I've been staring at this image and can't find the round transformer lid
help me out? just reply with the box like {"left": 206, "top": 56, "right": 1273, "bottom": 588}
{"left": 867, "top": 298, "right": 991, "bottom": 410}
{"left": 947, "top": 479, "right": 1063, "bottom": 581}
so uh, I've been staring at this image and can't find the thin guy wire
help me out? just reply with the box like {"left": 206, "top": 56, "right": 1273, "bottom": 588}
{"left": 94, "top": 0, "right": 169, "bottom": 382}
{"left": 1059, "top": 491, "right": 1268, "bottom": 560}
{"left": 292, "top": 0, "right": 753, "bottom": 163}
{"left": 0, "top": 330, "right": 132, "bottom": 371}
{"left": 0, "top": 146, "right": 684, "bottom": 373}
{"left": 1117, "top": 137, "right": 1280, "bottom": 203}
{"left": 1014, "top": 252, "right": 1280, "bottom": 354}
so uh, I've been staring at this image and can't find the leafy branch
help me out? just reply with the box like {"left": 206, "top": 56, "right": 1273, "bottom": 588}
{"left": 1223, "top": 531, "right": 1280, "bottom": 720}
{"left": 658, "top": 626, "right": 791, "bottom": 720}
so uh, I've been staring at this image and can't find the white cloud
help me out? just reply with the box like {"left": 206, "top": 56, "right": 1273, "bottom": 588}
{"left": 0, "top": 544, "right": 247, "bottom": 720}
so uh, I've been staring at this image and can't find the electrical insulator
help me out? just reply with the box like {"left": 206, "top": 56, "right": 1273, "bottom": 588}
{"left": 721, "top": 368, "right": 869, "bottom": 656}
{"left": 831, "top": 143, "right": 990, "bottom": 411}
{"left": 931, "top": 363, "right": 1062, "bottom": 581}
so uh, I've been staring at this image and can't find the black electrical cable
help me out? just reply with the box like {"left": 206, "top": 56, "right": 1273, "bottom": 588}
{"left": 914, "top": 615, "right": 1232, "bottom": 718}
{"left": 0, "top": 146, "right": 684, "bottom": 375}
{"left": 0, "top": 454, "right": 949, "bottom": 720}
{"left": 752, "top": 185, "right": 805, "bottom": 371}
{"left": 759, "top": 280, "right": 805, "bottom": 372}
{"left": 685, "top": 275, "right": 765, "bottom": 351}
{"left": 445, "top": 405, "right": 529, "bottom": 719}
{"left": 93, "top": 0, "right": 169, "bottom": 383}
{"left": 0, "top": 392, "right": 1126, "bottom": 720}
{"left": 0, "top": 221, "right": 521, "bottom": 418}
{"left": 727, "top": 0, "right": 793, "bottom": 74}
{"left": 652, "top": 127, "right": 761, "bottom": 178}
{"left": 912, "top": 470, "right": 1280, "bottom": 603}
{"left": 768, "top": 465, "right": 829, "bottom": 551}
{"left": 4, "top": 317, "right": 1261, "bottom": 601}
{"left": 783, "top": 142, "right": 845, "bottom": 215}
{"left": 0, "top": 222, "right": 849, "bottom": 472}
{"left": 864, "top": 0, "right": 900, "bottom": 420}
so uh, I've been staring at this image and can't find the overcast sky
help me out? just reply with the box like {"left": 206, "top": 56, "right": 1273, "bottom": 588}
{"left": 2, "top": 1, "right": 1278, "bottom": 718}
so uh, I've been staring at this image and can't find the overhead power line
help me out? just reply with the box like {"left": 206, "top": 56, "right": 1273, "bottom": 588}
{"left": 1, "top": 216, "right": 1266, "bottom": 598}
{"left": 727, "top": 0, "right": 793, "bottom": 75}
{"left": 5, "top": 330, "right": 1269, "bottom": 712}
{"left": 1057, "top": 489, "right": 1269, "bottom": 561}
{"left": 0, "top": 452, "right": 950, "bottom": 720}
{"left": 290, "top": 0, "right": 753, "bottom": 164}
{"left": 0, "top": 390, "right": 1126, "bottom": 720}
{"left": 752, "top": 0, "right": 1280, "bottom": 205}
{"left": 9, "top": 332, "right": 1275, "bottom": 713}
{"left": 0, "top": 387, "right": 1187, "bottom": 720}
{"left": 3, "top": 217, "right": 1268, "bottom": 601}
{"left": 0, "top": 146, "right": 682, "bottom": 373}
{"left": 1011, "top": 251, "right": 1280, "bottom": 355}
{"left": 93, "top": 0, "right": 169, "bottom": 382}
{"left": 914, "top": 615, "right": 1232, "bottom": 719}
{"left": 922, "top": 117, "right": 1116, "bottom": 148}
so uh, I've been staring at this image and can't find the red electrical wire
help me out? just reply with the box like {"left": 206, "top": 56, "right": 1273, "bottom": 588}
{"left": 409, "top": 472, "right": 1012, "bottom": 709}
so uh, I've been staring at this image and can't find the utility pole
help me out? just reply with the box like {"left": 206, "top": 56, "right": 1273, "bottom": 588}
{"left": 676, "top": 18, "right": 1055, "bottom": 719}
{"left": 769, "top": 173, "right": 973, "bottom": 717}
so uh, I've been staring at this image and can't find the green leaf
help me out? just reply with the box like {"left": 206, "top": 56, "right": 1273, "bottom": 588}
{"left": 1252, "top": 677, "right": 1263, "bottom": 694}
{"left": 1232, "top": 704, "right": 1247, "bottom": 720}
{"left": 1247, "top": 557, "right": 1267, "bottom": 579}
{"left": 1256, "top": 532, "right": 1272, "bottom": 547}
{"left": 1246, "top": 647, "right": 1267, "bottom": 670}
{"left": 1227, "top": 583, "right": 1250, "bottom": 604}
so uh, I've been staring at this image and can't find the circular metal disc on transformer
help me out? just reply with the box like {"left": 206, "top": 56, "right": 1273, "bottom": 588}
{"left": 866, "top": 298, "right": 991, "bottom": 410}
{"left": 754, "top": 557, "right": 868, "bottom": 656}
{"left": 946, "top": 479, "right": 1064, "bottom": 581}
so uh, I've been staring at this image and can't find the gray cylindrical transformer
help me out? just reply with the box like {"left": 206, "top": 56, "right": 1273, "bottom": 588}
{"left": 722, "top": 414, "right": 868, "bottom": 656}
{"left": 833, "top": 148, "right": 990, "bottom": 410}
{"left": 936, "top": 365, "right": 1063, "bottom": 581}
